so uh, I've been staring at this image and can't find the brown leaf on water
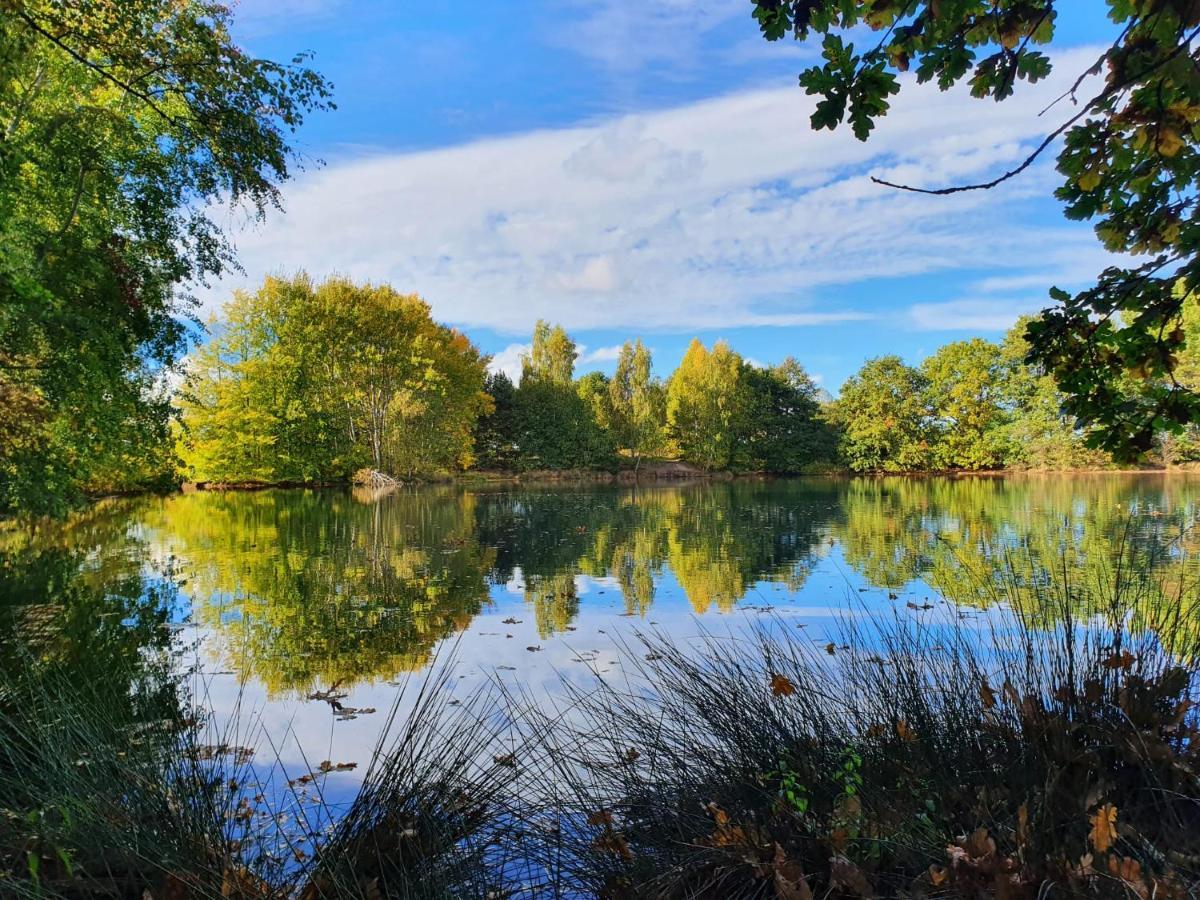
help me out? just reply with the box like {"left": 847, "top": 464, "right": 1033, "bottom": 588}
{"left": 770, "top": 673, "right": 797, "bottom": 697}
{"left": 979, "top": 678, "right": 996, "bottom": 710}
{"left": 928, "top": 864, "right": 948, "bottom": 886}
{"left": 1103, "top": 650, "right": 1136, "bottom": 671}
{"left": 1089, "top": 803, "right": 1118, "bottom": 853}
{"left": 594, "top": 830, "right": 633, "bottom": 860}
{"left": 829, "top": 855, "right": 874, "bottom": 898}
{"left": 773, "top": 843, "right": 813, "bottom": 900}
{"left": 587, "top": 809, "right": 614, "bottom": 827}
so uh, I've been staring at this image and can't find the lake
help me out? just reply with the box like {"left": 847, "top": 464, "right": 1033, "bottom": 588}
{"left": 4, "top": 474, "right": 1200, "bottom": 789}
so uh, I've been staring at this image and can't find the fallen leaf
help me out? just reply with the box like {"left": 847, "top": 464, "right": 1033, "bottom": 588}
{"left": 587, "top": 809, "right": 614, "bottom": 827}
{"left": 1089, "top": 803, "right": 1118, "bottom": 853}
{"left": 774, "top": 843, "right": 813, "bottom": 900}
{"left": 830, "top": 855, "right": 874, "bottom": 898}
{"left": 928, "top": 864, "right": 948, "bottom": 886}
{"left": 1102, "top": 650, "right": 1136, "bottom": 671}
{"left": 979, "top": 678, "right": 996, "bottom": 710}
{"left": 593, "top": 830, "right": 632, "bottom": 860}
{"left": 770, "top": 673, "right": 797, "bottom": 697}
{"left": 705, "top": 802, "right": 729, "bottom": 827}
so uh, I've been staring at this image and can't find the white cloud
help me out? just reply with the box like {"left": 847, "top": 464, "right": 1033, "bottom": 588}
{"left": 579, "top": 345, "right": 624, "bottom": 365}
{"left": 554, "top": 0, "right": 742, "bottom": 75}
{"left": 906, "top": 298, "right": 1044, "bottom": 332}
{"left": 205, "top": 47, "right": 1110, "bottom": 336}
{"left": 486, "top": 343, "right": 530, "bottom": 383}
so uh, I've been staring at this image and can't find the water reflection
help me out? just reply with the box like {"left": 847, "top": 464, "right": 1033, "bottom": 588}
{"left": 7, "top": 476, "right": 1200, "bottom": 699}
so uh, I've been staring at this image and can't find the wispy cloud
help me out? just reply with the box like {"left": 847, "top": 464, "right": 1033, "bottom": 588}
{"left": 206, "top": 47, "right": 1111, "bottom": 336}
{"left": 486, "top": 343, "right": 530, "bottom": 383}
{"left": 579, "top": 344, "right": 624, "bottom": 365}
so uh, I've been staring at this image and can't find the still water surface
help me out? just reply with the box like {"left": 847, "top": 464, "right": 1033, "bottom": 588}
{"left": 7, "top": 475, "right": 1200, "bottom": 781}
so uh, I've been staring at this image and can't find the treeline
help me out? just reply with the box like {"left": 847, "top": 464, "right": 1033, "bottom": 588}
{"left": 178, "top": 274, "right": 1200, "bottom": 482}
{"left": 177, "top": 275, "right": 840, "bottom": 482}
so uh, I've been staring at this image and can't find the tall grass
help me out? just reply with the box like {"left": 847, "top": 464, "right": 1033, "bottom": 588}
{"left": 502, "top": 554, "right": 1200, "bottom": 898}
{"left": 2, "top": 551, "right": 1199, "bottom": 898}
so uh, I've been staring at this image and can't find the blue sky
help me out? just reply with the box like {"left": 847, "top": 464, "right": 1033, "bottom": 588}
{"left": 210, "top": 0, "right": 1124, "bottom": 391}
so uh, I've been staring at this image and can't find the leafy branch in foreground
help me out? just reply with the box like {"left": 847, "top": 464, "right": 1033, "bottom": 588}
{"left": 0, "top": 0, "right": 333, "bottom": 514}
{"left": 751, "top": 1, "right": 1200, "bottom": 458}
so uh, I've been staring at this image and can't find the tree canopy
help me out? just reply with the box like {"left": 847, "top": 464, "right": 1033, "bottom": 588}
{"left": 0, "top": 0, "right": 332, "bottom": 513}
{"left": 176, "top": 275, "right": 490, "bottom": 483}
{"left": 751, "top": 0, "right": 1200, "bottom": 457}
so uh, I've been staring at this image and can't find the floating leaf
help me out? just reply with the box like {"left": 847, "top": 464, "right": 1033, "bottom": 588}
{"left": 770, "top": 673, "right": 797, "bottom": 697}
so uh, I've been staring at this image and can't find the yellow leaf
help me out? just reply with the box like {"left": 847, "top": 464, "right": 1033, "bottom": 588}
{"left": 1077, "top": 168, "right": 1102, "bottom": 192}
{"left": 1089, "top": 803, "right": 1118, "bottom": 853}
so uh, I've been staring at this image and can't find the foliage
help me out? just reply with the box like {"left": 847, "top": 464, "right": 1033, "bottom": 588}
{"left": 666, "top": 339, "right": 746, "bottom": 470}
{"left": 0, "top": 0, "right": 331, "bottom": 514}
{"left": 1000, "top": 318, "right": 1109, "bottom": 470}
{"left": 523, "top": 320, "right": 577, "bottom": 387}
{"left": 739, "top": 357, "right": 838, "bottom": 472}
{"left": 176, "top": 275, "right": 491, "bottom": 483}
{"left": 473, "top": 372, "right": 520, "bottom": 470}
{"left": 750, "top": 0, "right": 1200, "bottom": 458}
{"left": 830, "top": 355, "right": 934, "bottom": 472}
{"left": 922, "top": 338, "right": 1010, "bottom": 470}
{"left": 608, "top": 340, "right": 668, "bottom": 469}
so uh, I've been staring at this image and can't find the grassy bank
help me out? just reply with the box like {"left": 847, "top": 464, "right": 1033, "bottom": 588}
{"left": 1, "top": 556, "right": 1198, "bottom": 898}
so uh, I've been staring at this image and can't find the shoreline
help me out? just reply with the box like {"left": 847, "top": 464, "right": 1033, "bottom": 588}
{"left": 159, "top": 463, "right": 1200, "bottom": 497}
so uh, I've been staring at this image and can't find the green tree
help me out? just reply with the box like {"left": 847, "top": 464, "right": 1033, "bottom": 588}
{"left": 0, "top": 0, "right": 331, "bottom": 513}
{"left": 666, "top": 339, "right": 745, "bottom": 470}
{"left": 474, "top": 372, "right": 519, "bottom": 469}
{"left": 608, "top": 340, "right": 666, "bottom": 473}
{"left": 499, "top": 322, "right": 616, "bottom": 471}
{"left": 751, "top": 1, "right": 1200, "bottom": 457}
{"left": 831, "top": 355, "right": 934, "bottom": 472}
{"left": 998, "top": 318, "right": 1107, "bottom": 470}
{"left": 921, "top": 338, "right": 1009, "bottom": 470}
{"left": 177, "top": 275, "right": 489, "bottom": 482}
{"left": 523, "top": 320, "right": 577, "bottom": 386}
{"left": 740, "top": 358, "right": 838, "bottom": 472}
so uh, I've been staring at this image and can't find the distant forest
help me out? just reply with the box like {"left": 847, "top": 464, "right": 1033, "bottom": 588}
{"left": 172, "top": 274, "right": 1200, "bottom": 486}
